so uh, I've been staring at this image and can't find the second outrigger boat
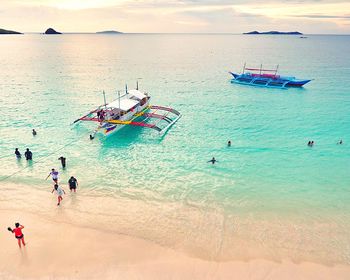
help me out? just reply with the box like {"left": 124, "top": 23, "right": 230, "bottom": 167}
{"left": 229, "top": 64, "right": 311, "bottom": 88}
{"left": 73, "top": 83, "right": 181, "bottom": 138}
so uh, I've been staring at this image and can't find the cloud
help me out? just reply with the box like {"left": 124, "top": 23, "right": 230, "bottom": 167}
{"left": 0, "top": 0, "right": 349, "bottom": 33}
{"left": 177, "top": 7, "right": 264, "bottom": 23}
{"left": 290, "top": 14, "right": 350, "bottom": 19}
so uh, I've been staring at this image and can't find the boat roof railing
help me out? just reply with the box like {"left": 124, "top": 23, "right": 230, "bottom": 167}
{"left": 245, "top": 68, "right": 276, "bottom": 72}
{"left": 242, "top": 63, "right": 279, "bottom": 75}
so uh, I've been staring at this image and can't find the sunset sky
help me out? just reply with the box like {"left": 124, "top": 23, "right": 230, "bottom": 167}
{"left": 1, "top": 0, "right": 350, "bottom": 34}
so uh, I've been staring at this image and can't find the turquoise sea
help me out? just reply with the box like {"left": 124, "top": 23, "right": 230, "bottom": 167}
{"left": 1, "top": 34, "right": 350, "bottom": 264}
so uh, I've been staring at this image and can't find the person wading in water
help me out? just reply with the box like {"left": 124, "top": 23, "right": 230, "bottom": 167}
{"left": 58, "top": 156, "right": 66, "bottom": 168}
{"left": 52, "top": 184, "right": 66, "bottom": 206}
{"left": 46, "top": 168, "right": 59, "bottom": 183}
{"left": 68, "top": 176, "right": 78, "bottom": 192}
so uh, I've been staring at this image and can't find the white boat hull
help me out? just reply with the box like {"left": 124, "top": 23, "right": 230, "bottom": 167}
{"left": 100, "top": 100, "right": 150, "bottom": 137}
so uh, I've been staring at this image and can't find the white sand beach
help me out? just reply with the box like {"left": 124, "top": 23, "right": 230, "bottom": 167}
{"left": 1, "top": 183, "right": 350, "bottom": 280}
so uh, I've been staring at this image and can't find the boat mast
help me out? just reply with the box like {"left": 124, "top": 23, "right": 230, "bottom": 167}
{"left": 242, "top": 62, "right": 246, "bottom": 74}
{"left": 103, "top": 90, "right": 107, "bottom": 109}
{"left": 125, "top": 84, "right": 128, "bottom": 95}
{"left": 260, "top": 64, "right": 262, "bottom": 75}
{"left": 136, "top": 80, "right": 139, "bottom": 90}
{"left": 118, "top": 90, "right": 121, "bottom": 109}
{"left": 275, "top": 65, "right": 279, "bottom": 76}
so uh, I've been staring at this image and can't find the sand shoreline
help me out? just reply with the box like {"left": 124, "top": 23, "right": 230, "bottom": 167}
{"left": 0, "top": 211, "right": 350, "bottom": 279}
{"left": 1, "top": 182, "right": 350, "bottom": 279}
{"left": 1, "top": 210, "right": 350, "bottom": 280}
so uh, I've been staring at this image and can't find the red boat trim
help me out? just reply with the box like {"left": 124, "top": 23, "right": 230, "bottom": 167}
{"left": 128, "top": 121, "right": 161, "bottom": 132}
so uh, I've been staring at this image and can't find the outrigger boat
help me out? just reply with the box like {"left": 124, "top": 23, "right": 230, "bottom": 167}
{"left": 73, "top": 84, "right": 181, "bottom": 138}
{"left": 229, "top": 64, "right": 311, "bottom": 88}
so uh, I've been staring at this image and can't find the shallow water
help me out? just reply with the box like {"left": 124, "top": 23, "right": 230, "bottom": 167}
{"left": 0, "top": 34, "right": 350, "bottom": 263}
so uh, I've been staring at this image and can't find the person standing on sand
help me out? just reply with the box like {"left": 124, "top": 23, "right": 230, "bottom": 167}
{"left": 68, "top": 176, "right": 78, "bottom": 192}
{"left": 8, "top": 223, "right": 26, "bottom": 248}
{"left": 52, "top": 184, "right": 65, "bottom": 206}
{"left": 32, "top": 129, "right": 37, "bottom": 136}
{"left": 46, "top": 168, "right": 59, "bottom": 183}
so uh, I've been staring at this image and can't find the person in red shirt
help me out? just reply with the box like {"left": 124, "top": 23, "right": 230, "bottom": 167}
{"left": 8, "top": 223, "right": 26, "bottom": 248}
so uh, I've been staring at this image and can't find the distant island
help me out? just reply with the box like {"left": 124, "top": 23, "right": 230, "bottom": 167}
{"left": 244, "top": 31, "right": 303, "bottom": 35}
{"left": 44, "top": 28, "right": 62, "bottom": 35}
{"left": 0, "top": 28, "right": 22, "bottom": 34}
{"left": 96, "top": 30, "right": 122, "bottom": 34}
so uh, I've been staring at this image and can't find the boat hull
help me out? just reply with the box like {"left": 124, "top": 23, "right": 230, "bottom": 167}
{"left": 100, "top": 101, "right": 151, "bottom": 137}
{"left": 229, "top": 72, "right": 311, "bottom": 88}
{"left": 285, "top": 80, "right": 311, "bottom": 87}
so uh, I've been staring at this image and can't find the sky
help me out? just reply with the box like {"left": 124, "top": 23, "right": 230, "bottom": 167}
{"left": 1, "top": 0, "right": 350, "bottom": 34}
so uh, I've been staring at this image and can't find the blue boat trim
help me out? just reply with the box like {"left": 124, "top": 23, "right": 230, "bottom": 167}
{"left": 229, "top": 65, "right": 311, "bottom": 89}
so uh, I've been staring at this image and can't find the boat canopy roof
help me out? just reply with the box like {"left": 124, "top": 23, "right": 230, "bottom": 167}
{"left": 128, "top": 89, "right": 147, "bottom": 100}
{"left": 106, "top": 98, "right": 139, "bottom": 111}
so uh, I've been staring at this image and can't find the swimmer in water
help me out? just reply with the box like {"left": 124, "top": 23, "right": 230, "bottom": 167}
{"left": 228, "top": 140, "right": 231, "bottom": 147}
{"left": 338, "top": 139, "right": 343, "bottom": 145}
{"left": 207, "top": 157, "right": 218, "bottom": 164}
{"left": 307, "top": 141, "right": 314, "bottom": 147}
{"left": 8, "top": 223, "right": 26, "bottom": 248}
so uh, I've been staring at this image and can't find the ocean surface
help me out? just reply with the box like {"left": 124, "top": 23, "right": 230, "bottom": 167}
{"left": 1, "top": 34, "right": 350, "bottom": 264}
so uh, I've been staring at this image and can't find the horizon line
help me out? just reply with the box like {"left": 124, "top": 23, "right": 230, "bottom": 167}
{"left": 10, "top": 32, "right": 350, "bottom": 36}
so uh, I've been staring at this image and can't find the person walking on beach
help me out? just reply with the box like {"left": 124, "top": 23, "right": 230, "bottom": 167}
{"left": 46, "top": 168, "right": 59, "bottom": 183}
{"left": 52, "top": 184, "right": 65, "bottom": 206}
{"left": 68, "top": 176, "right": 78, "bottom": 192}
{"left": 15, "top": 148, "right": 21, "bottom": 159}
{"left": 24, "top": 148, "right": 32, "bottom": 160}
{"left": 32, "top": 129, "right": 37, "bottom": 136}
{"left": 208, "top": 157, "right": 218, "bottom": 164}
{"left": 7, "top": 223, "right": 26, "bottom": 248}
{"left": 58, "top": 156, "right": 66, "bottom": 168}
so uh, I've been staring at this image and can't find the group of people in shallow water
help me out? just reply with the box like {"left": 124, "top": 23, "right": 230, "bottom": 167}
{"left": 8, "top": 129, "right": 81, "bottom": 248}
{"left": 15, "top": 148, "right": 33, "bottom": 160}
{"left": 14, "top": 129, "right": 36, "bottom": 160}
{"left": 9, "top": 130, "right": 345, "bottom": 247}
{"left": 7, "top": 173, "right": 79, "bottom": 248}
{"left": 15, "top": 129, "right": 67, "bottom": 168}
{"left": 307, "top": 139, "right": 343, "bottom": 147}
{"left": 208, "top": 139, "right": 344, "bottom": 164}
{"left": 46, "top": 168, "right": 79, "bottom": 206}
{"left": 207, "top": 140, "right": 232, "bottom": 164}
